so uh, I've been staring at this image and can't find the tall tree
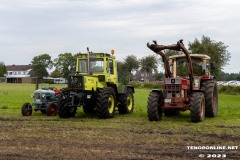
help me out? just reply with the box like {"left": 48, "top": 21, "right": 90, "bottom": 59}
{"left": 54, "top": 53, "right": 76, "bottom": 78}
{"left": 0, "top": 62, "right": 6, "bottom": 77}
{"left": 188, "top": 35, "right": 231, "bottom": 79}
{"left": 123, "top": 55, "right": 139, "bottom": 74}
{"left": 31, "top": 54, "right": 53, "bottom": 78}
{"left": 140, "top": 55, "right": 158, "bottom": 82}
{"left": 50, "top": 69, "right": 61, "bottom": 78}
{"left": 154, "top": 71, "right": 164, "bottom": 81}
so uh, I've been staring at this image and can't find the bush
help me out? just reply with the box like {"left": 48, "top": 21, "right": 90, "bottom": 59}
{"left": 129, "top": 81, "right": 163, "bottom": 89}
{"left": 1, "top": 105, "right": 8, "bottom": 109}
{"left": 218, "top": 86, "right": 240, "bottom": 95}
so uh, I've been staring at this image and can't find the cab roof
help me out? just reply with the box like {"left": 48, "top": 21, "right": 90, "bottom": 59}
{"left": 78, "top": 52, "right": 115, "bottom": 58}
{"left": 169, "top": 54, "right": 210, "bottom": 60}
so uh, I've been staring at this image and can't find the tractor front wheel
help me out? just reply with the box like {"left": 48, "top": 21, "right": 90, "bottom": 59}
{"left": 22, "top": 103, "right": 32, "bottom": 116}
{"left": 147, "top": 91, "right": 164, "bottom": 121}
{"left": 57, "top": 90, "right": 76, "bottom": 118}
{"left": 118, "top": 88, "right": 134, "bottom": 114}
{"left": 190, "top": 92, "right": 205, "bottom": 122}
{"left": 46, "top": 103, "right": 58, "bottom": 116}
{"left": 96, "top": 87, "right": 116, "bottom": 119}
{"left": 201, "top": 80, "right": 218, "bottom": 117}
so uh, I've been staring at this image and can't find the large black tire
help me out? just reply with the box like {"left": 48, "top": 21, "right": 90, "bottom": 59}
{"left": 201, "top": 80, "right": 218, "bottom": 117}
{"left": 190, "top": 92, "right": 205, "bottom": 122}
{"left": 96, "top": 87, "right": 116, "bottom": 119}
{"left": 118, "top": 88, "right": 134, "bottom": 114}
{"left": 46, "top": 103, "right": 58, "bottom": 116}
{"left": 147, "top": 91, "right": 164, "bottom": 121}
{"left": 57, "top": 90, "right": 76, "bottom": 118}
{"left": 164, "top": 109, "right": 180, "bottom": 117}
{"left": 21, "top": 103, "right": 32, "bottom": 116}
{"left": 83, "top": 100, "right": 96, "bottom": 114}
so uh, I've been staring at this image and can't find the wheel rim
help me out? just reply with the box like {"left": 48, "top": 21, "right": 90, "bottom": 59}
{"left": 127, "top": 94, "right": 133, "bottom": 110}
{"left": 48, "top": 105, "right": 56, "bottom": 115}
{"left": 108, "top": 95, "right": 114, "bottom": 113}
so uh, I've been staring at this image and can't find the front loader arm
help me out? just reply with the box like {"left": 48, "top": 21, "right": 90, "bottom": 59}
{"left": 147, "top": 39, "right": 194, "bottom": 91}
{"left": 147, "top": 41, "right": 173, "bottom": 78}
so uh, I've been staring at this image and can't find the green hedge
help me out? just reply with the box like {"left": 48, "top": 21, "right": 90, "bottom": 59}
{"left": 129, "top": 81, "right": 163, "bottom": 89}
{"left": 218, "top": 86, "right": 240, "bottom": 95}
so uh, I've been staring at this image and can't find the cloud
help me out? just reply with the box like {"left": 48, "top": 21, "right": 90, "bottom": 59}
{"left": 0, "top": 0, "right": 240, "bottom": 73}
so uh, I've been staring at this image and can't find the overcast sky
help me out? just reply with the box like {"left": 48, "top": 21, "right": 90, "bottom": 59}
{"left": 0, "top": 0, "right": 240, "bottom": 73}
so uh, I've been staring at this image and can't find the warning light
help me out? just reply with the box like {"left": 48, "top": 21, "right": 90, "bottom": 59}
{"left": 111, "top": 50, "right": 115, "bottom": 55}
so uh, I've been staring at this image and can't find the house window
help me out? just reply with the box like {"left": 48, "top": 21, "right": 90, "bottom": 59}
{"left": 141, "top": 74, "right": 144, "bottom": 77}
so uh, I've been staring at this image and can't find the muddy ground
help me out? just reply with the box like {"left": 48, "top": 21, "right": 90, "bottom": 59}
{"left": 0, "top": 117, "right": 239, "bottom": 160}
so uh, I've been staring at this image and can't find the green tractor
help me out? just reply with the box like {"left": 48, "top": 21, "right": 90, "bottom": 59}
{"left": 57, "top": 49, "right": 134, "bottom": 119}
{"left": 21, "top": 87, "right": 60, "bottom": 116}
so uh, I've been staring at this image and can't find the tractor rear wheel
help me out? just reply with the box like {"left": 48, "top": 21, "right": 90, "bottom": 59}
{"left": 21, "top": 103, "right": 32, "bottom": 116}
{"left": 96, "top": 87, "right": 116, "bottom": 119}
{"left": 147, "top": 91, "right": 164, "bottom": 121}
{"left": 57, "top": 90, "right": 76, "bottom": 118}
{"left": 190, "top": 92, "right": 205, "bottom": 122}
{"left": 46, "top": 103, "right": 58, "bottom": 116}
{"left": 201, "top": 80, "right": 218, "bottom": 117}
{"left": 118, "top": 88, "right": 134, "bottom": 114}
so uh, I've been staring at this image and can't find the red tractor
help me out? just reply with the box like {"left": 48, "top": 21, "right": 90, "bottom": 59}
{"left": 147, "top": 39, "right": 218, "bottom": 122}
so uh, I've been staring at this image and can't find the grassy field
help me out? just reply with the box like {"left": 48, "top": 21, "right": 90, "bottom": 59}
{"left": 0, "top": 83, "right": 239, "bottom": 159}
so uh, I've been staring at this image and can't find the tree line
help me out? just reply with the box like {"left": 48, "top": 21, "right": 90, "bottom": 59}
{"left": 0, "top": 35, "right": 237, "bottom": 81}
{"left": 117, "top": 36, "right": 232, "bottom": 81}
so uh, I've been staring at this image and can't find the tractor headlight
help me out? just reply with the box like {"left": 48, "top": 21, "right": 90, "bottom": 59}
{"left": 87, "top": 95, "right": 92, "bottom": 99}
{"left": 175, "top": 93, "right": 180, "bottom": 98}
{"left": 167, "top": 93, "right": 172, "bottom": 98}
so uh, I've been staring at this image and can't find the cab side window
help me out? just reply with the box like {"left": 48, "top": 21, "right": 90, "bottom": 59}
{"left": 109, "top": 60, "right": 114, "bottom": 75}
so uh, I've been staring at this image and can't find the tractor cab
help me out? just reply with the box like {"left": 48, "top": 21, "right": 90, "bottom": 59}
{"left": 77, "top": 52, "right": 116, "bottom": 77}
{"left": 169, "top": 54, "right": 211, "bottom": 78}
{"left": 68, "top": 51, "right": 118, "bottom": 91}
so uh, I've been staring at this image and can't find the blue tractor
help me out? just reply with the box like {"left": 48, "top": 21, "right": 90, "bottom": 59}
{"left": 21, "top": 88, "right": 59, "bottom": 116}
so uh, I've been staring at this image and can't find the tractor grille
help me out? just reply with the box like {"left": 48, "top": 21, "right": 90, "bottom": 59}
{"left": 165, "top": 85, "right": 181, "bottom": 98}
{"left": 68, "top": 75, "right": 84, "bottom": 90}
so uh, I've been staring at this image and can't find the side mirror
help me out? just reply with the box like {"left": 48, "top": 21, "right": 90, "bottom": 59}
{"left": 210, "top": 62, "right": 216, "bottom": 69}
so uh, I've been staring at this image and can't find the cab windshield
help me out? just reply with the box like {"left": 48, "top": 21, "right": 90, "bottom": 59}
{"left": 78, "top": 58, "right": 104, "bottom": 73}
{"left": 173, "top": 58, "right": 207, "bottom": 77}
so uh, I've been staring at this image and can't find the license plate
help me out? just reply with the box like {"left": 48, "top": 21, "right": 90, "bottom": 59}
{"left": 164, "top": 99, "right": 171, "bottom": 103}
